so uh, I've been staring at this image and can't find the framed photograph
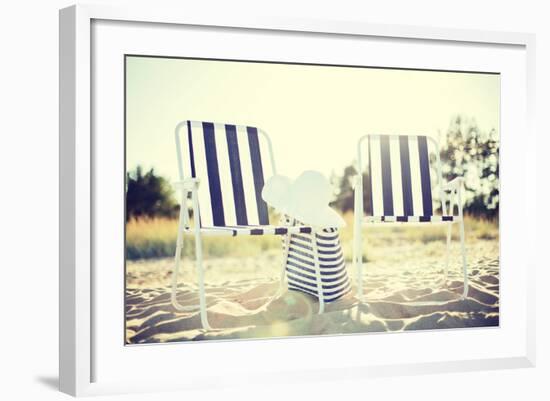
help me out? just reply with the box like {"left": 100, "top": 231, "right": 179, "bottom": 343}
{"left": 59, "top": 4, "right": 536, "bottom": 396}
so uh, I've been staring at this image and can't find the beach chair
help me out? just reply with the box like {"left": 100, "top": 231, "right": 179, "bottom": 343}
{"left": 352, "top": 134, "right": 468, "bottom": 300}
{"left": 171, "top": 120, "right": 323, "bottom": 330}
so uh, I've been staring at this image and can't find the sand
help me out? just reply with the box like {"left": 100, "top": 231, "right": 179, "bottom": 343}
{"left": 125, "top": 237, "right": 499, "bottom": 344}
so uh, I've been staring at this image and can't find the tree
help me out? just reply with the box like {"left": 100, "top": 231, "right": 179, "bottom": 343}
{"left": 126, "top": 166, "right": 178, "bottom": 220}
{"left": 330, "top": 165, "right": 356, "bottom": 212}
{"left": 436, "top": 115, "right": 499, "bottom": 219}
{"left": 331, "top": 165, "right": 373, "bottom": 215}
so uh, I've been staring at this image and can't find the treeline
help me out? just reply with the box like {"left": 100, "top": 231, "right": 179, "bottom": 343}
{"left": 126, "top": 166, "right": 177, "bottom": 221}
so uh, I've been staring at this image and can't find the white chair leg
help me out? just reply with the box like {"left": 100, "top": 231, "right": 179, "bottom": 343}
{"left": 353, "top": 173, "right": 364, "bottom": 301}
{"left": 352, "top": 223, "right": 358, "bottom": 289}
{"left": 171, "top": 236, "right": 183, "bottom": 308}
{"left": 170, "top": 235, "right": 181, "bottom": 310}
{"left": 312, "top": 231, "right": 325, "bottom": 314}
{"left": 459, "top": 219, "right": 469, "bottom": 299}
{"left": 171, "top": 236, "right": 200, "bottom": 312}
{"left": 355, "top": 217, "right": 364, "bottom": 300}
{"left": 194, "top": 231, "right": 211, "bottom": 330}
{"left": 258, "top": 233, "right": 292, "bottom": 312}
{"left": 278, "top": 233, "right": 291, "bottom": 295}
{"left": 444, "top": 223, "right": 452, "bottom": 285}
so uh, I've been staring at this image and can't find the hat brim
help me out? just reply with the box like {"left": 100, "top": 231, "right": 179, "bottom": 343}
{"left": 261, "top": 175, "right": 292, "bottom": 213}
{"left": 287, "top": 205, "right": 346, "bottom": 228}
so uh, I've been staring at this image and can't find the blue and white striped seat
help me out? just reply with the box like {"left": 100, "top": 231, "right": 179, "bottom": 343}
{"left": 354, "top": 134, "right": 469, "bottom": 300}
{"left": 172, "top": 120, "right": 322, "bottom": 330}
{"left": 361, "top": 135, "right": 456, "bottom": 223}
{"left": 178, "top": 120, "right": 309, "bottom": 233}
{"left": 364, "top": 215, "right": 455, "bottom": 223}
{"left": 183, "top": 121, "right": 268, "bottom": 227}
{"left": 285, "top": 228, "right": 351, "bottom": 303}
{"left": 186, "top": 225, "right": 312, "bottom": 236}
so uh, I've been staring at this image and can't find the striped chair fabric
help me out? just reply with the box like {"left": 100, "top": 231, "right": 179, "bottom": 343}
{"left": 184, "top": 225, "right": 313, "bottom": 237}
{"left": 363, "top": 134, "right": 454, "bottom": 222}
{"left": 285, "top": 228, "right": 351, "bottom": 303}
{"left": 180, "top": 120, "right": 306, "bottom": 234}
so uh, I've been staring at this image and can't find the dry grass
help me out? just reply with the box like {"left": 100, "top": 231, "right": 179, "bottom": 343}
{"left": 126, "top": 214, "right": 498, "bottom": 261}
{"left": 338, "top": 212, "right": 498, "bottom": 263}
{"left": 126, "top": 217, "right": 280, "bottom": 260}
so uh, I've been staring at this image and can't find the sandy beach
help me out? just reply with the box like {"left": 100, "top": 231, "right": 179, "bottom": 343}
{"left": 125, "top": 229, "right": 499, "bottom": 343}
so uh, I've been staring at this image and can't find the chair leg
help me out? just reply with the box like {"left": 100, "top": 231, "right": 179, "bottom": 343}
{"left": 171, "top": 236, "right": 184, "bottom": 309}
{"left": 194, "top": 231, "right": 211, "bottom": 330}
{"left": 277, "top": 233, "right": 291, "bottom": 296}
{"left": 171, "top": 236, "right": 196, "bottom": 312}
{"left": 170, "top": 229, "right": 211, "bottom": 329}
{"left": 459, "top": 219, "right": 469, "bottom": 299}
{"left": 444, "top": 223, "right": 452, "bottom": 285}
{"left": 171, "top": 235, "right": 208, "bottom": 314}
{"left": 352, "top": 223, "right": 358, "bottom": 289}
{"left": 354, "top": 217, "right": 364, "bottom": 300}
{"left": 312, "top": 231, "right": 325, "bottom": 314}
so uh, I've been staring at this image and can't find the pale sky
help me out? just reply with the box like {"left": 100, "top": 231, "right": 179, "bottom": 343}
{"left": 126, "top": 56, "right": 499, "bottom": 182}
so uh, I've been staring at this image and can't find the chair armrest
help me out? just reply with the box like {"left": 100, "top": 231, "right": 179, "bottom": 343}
{"left": 173, "top": 178, "right": 200, "bottom": 191}
{"left": 443, "top": 177, "right": 464, "bottom": 191}
{"left": 352, "top": 174, "right": 362, "bottom": 189}
{"left": 443, "top": 177, "right": 465, "bottom": 217}
{"left": 173, "top": 179, "right": 199, "bottom": 228}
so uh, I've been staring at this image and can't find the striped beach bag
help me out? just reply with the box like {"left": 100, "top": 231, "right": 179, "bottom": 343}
{"left": 284, "top": 227, "right": 351, "bottom": 303}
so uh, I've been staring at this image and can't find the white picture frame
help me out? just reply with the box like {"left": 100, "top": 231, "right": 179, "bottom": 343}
{"left": 59, "top": 3, "right": 536, "bottom": 397}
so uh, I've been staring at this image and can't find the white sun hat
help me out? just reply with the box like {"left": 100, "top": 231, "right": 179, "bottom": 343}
{"left": 285, "top": 170, "right": 346, "bottom": 228}
{"left": 263, "top": 171, "right": 345, "bottom": 229}
{"left": 261, "top": 174, "right": 292, "bottom": 214}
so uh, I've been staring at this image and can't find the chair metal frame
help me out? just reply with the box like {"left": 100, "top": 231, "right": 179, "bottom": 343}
{"left": 352, "top": 134, "right": 468, "bottom": 301}
{"left": 170, "top": 121, "right": 325, "bottom": 331}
